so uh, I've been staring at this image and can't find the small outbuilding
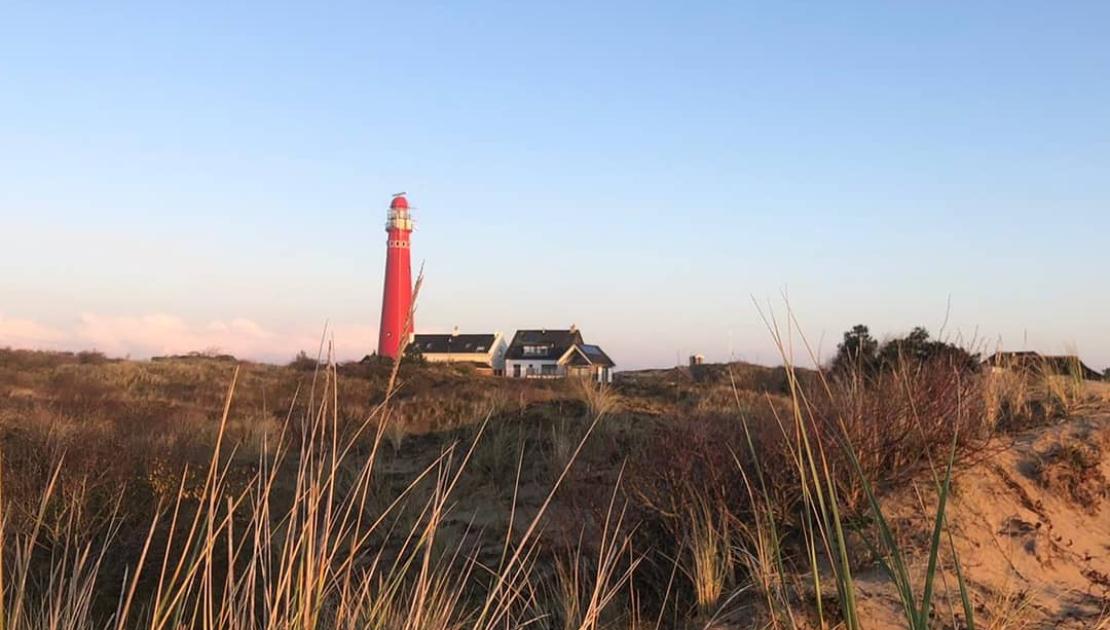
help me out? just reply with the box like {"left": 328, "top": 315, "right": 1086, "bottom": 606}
{"left": 410, "top": 332, "right": 507, "bottom": 375}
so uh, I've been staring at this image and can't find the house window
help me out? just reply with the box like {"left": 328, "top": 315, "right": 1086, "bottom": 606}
{"left": 523, "top": 345, "right": 549, "bottom": 356}
{"left": 541, "top": 364, "right": 557, "bottom": 376}
{"left": 512, "top": 364, "right": 521, "bottom": 378}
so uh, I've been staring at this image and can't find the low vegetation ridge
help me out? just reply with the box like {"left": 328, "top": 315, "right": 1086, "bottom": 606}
{"left": 0, "top": 336, "right": 1108, "bottom": 629}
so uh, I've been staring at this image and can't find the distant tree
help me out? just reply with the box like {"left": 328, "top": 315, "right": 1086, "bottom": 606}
{"left": 877, "top": 326, "right": 979, "bottom": 373}
{"left": 1103, "top": 367, "right": 1110, "bottom": 381}
{"left": 402, "top": 344, "right": 427, "bottom": 366}
{"left": 76, "top": 350, "right": 108, "bottom": 365}
{"left": 831, "top": 324, "right": 879, "bottom": 373}
{"left": 289, "top": 350, "right": 318, "bottom": 371}
{"left": 832, "top": 324, "right": 979, "bottom": 376}
{"left": 355, "top": 347, "right": 427, "bottom": 368}
{"left": 878, "top": 326, "right": 932, "bottom": 365}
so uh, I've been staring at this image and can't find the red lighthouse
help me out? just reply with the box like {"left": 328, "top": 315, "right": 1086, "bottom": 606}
{"left": 377, "top": 193, "right": 415, "bottom": 359}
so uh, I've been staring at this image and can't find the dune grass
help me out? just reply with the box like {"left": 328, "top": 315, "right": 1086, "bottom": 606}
{"left": 0, "top": 345, "right": 632, "bottom": 630}
{"left": 0, "top": 318, "right": 1088, "bottom": 628}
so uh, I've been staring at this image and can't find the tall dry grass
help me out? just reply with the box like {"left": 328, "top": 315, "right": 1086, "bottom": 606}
{"left": 0, "top": 277, "right": 632, "bottom": 630}
{"left": 983, "top": 351, "right": 1099, "bottom": 430}
{"left": 1, "top": 318, "right": 1088, "bottom": 628}
{"left": 0, "top": 346, "right": 640, "bottom": 630}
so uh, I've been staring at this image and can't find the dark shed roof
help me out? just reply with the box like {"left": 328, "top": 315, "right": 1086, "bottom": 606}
{"left": 411, "top": 334, "right": 498, "bottom": 354}
{"left": 983, "top": 351, "right": 1100, "bottom": 380}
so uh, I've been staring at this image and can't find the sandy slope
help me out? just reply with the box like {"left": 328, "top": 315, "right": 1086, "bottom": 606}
{"left": 856, "top": 399, "right": 1110, "bottom": 628}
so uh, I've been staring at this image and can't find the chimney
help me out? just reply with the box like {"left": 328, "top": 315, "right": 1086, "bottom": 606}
{"left": 452, "top": 326, "right": 459, "bottom": 337}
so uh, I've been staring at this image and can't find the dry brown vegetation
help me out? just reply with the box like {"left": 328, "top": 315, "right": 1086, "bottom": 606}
{"left": 0, "top": 344, "right": 1106, "bottom": 629}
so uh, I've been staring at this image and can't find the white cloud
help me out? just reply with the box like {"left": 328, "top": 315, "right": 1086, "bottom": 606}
{"left": 0, "top": 312, "right": 376, "bottom": 363}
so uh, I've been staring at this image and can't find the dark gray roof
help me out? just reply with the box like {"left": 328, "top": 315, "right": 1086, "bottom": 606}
{"left": 505, "top": 329, "right": 583, "bottom": 360}
{"left": 577, "top": 344, "right": 615, "bottom": 368}
{"left": 565, "top": 344, "right": 615, "bottom": 368}
{"left": 411, "top": 334, "right": 498, "bottom": 354}
{"left": 983, "top": 351, "right": 1100, "bottom": 380}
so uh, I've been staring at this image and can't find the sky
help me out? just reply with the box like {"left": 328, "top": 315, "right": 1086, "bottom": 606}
{"left": 1, "top": 2, "right": 1108, "bottom": 370}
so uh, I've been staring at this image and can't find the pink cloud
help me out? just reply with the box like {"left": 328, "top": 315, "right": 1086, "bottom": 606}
{"left": 1, "top": 312, "right": 377, "bottom": 363}
{"left": 0, "top": 313, "right": 69, "bottom": 350}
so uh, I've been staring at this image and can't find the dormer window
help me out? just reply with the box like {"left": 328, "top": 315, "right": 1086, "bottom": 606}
{"left": 523, "top": 345, "right": 549, "bottom": 356}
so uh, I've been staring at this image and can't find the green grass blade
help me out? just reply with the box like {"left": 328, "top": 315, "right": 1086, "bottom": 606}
{"left": 840, "top": 437, "right": 919, "bottom": 625}
{"left": 947, "top": 526, "right": 976, "bottom": 630}
{"left": 920, "top": 430, "right": 959, "bottom": 624}
{"left": 802, "top": 506, "right": 824, "bottom": 624}
{"left": 818, "top": 466, "right": 859, "bottom": 630}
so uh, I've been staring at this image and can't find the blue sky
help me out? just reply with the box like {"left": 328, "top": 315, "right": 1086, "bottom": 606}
{"left": 1, "top": 2, "right": 1107, "bottom": 369}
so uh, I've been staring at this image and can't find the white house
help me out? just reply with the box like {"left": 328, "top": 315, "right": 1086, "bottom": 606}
{"left": 503, "top": 328, "right": 615, "bottom": 383}
{"left": 409, "top": 331, "right": 507, "bottom": 375}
